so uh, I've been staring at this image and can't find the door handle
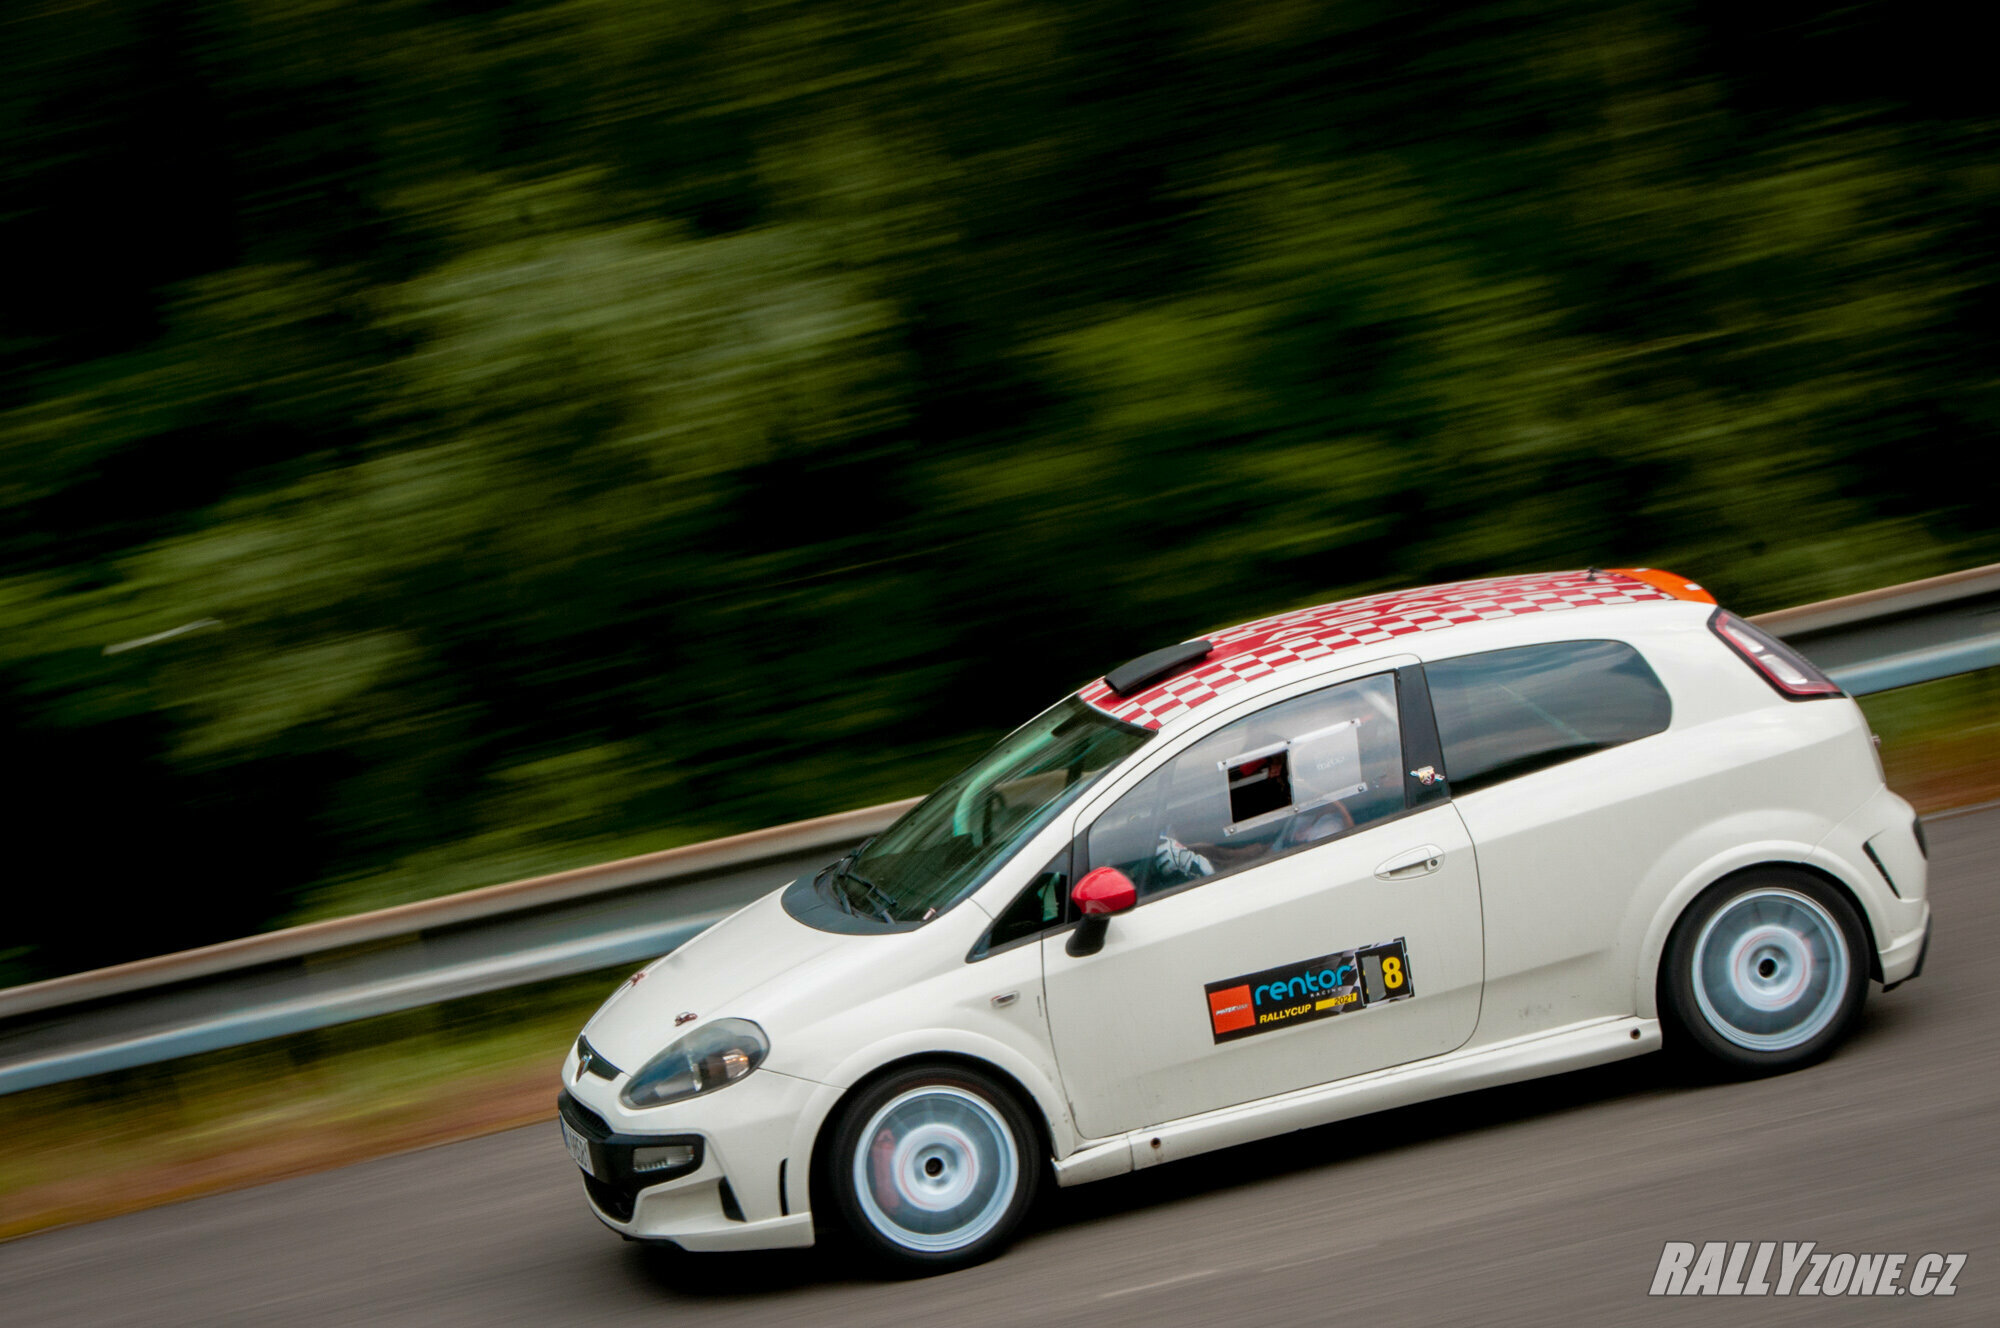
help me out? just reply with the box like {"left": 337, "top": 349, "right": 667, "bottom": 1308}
{"left": 1375, "top": 844, "right": 1444, "bottom": 880}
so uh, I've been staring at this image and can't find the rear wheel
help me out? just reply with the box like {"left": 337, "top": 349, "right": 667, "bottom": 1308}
{"left": 1661, "top": 869, "right": 1869, "bottom": 1076}
{"left": 823, "top": 1063, "right": 1042, "bottom": 1273}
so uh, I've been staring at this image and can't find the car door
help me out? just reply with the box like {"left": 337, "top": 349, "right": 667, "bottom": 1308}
{"left": 1040, "top": 665, "right": 1484, "bottom": 1141}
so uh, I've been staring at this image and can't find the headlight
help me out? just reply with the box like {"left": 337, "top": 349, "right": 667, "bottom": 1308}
{"left": 620, "top": 1018, "right": 770, "bottom": 1109}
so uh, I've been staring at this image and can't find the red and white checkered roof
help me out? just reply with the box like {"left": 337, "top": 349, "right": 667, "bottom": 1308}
{"left": 1078, "top": 569, "right": 1677, "bottom": 730}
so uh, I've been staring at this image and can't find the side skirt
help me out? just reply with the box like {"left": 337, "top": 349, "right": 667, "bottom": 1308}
{"left": 1051, "top": 1016, "right": 1660, "bottom": 1186}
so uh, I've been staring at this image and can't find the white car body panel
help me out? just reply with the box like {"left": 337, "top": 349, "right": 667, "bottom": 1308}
{"left": 1054, "top": 1014, "right": 1662, "bottom": 1185}
{"left": 561, "top": 1053, "right": 820, "bottom": 1240}
{"left": 578, "top": 890, "right": 847, "bottom": 1075}
{"left": 558, "top": 577, "right": 1933, "bottom": 1253}
{"left": 1816, "top": 782, "right": 1931, "bottom": 984}
{"left": 1041, "top": 797, "right": 1481, "bottom": 1138}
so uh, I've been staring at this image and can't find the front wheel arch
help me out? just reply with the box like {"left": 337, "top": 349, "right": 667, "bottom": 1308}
{"left": 806, "top": 1052, "right": 1054, "bottom": 1238}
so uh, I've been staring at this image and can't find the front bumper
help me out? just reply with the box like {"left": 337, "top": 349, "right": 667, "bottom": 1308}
{"left": 557, "top": 1092, "right": 706, "bottom": 1223}
{"left": 557, "top": 1067, "right": 821, "bottom": 1251}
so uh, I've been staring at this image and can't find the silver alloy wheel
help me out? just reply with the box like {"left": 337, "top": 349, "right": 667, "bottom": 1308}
{"left": 851, "top": 1085, "right": 1020, "bottom": 1253}
{"left": 1691, "top": 887, "right": 1850, "bottom": 1052}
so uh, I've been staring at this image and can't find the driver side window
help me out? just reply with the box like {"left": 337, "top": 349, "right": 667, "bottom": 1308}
{"left": 1087, "top": 672, "right": 1406, "bottom": 899}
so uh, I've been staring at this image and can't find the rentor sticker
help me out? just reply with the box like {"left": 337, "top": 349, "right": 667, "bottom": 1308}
{"left": 1203, "top": 939, "right": 1413, "bottom": 1043}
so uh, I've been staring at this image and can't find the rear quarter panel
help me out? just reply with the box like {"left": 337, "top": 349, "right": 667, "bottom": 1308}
{"left": 1424, "top": 606, "right": 1884, "bottom": 1042}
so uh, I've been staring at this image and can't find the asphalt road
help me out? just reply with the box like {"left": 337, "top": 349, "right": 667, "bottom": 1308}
{"left": 7, "top": 806, "right": 1998, "bottom": 1327}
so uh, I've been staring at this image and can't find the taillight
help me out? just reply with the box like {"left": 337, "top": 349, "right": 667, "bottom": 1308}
{"left": 1709, "top": 609, "right": 1844, "bottom": 699}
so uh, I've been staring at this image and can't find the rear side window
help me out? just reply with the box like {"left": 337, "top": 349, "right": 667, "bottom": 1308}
{"left": 1425, "top": 640, "right": 1670, "bottom": 795}
{"left": 1087, "top": 671, "right": 1406, "bottom": 900}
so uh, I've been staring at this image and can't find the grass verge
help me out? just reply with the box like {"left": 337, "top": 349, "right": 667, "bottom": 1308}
{"left": 1859, "top": 669, "right": 2000, "bottom": 813}
{"left": 0, "top": 969, "right": 622, "bottom": 1242}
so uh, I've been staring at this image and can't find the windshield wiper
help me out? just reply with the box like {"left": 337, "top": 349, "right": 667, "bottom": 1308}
{"left": 816, "top": 841, "right": 895, "bottom": 923}
{"left": 834, "top": 856, "right": 898, "bottom": 924}
{"left": 815, "top": 862, "right": 857, "bottom": 916}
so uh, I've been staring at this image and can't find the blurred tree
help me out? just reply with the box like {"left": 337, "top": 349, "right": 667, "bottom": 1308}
{"left": 2, "top": 0, "right": 1996, "bottom": 976}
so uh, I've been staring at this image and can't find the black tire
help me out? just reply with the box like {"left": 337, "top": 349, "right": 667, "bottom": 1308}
{"left": 1660, "top": 868, "right": 1869, "bottom": 1077}
{"left": 820, "top": 1062, "right": 1043, "bottom": 1274}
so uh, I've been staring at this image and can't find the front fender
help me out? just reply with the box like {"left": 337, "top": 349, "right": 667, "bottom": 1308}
{"left": 783, "top": 1023, "right": 1084, "bottom": 1220}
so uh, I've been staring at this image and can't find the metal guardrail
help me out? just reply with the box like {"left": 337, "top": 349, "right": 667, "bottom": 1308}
{"left": 2, "top": 565, "right": 1995, "bottom": 1096}
{"left": 1757, "top": 562, "right": 2000, "bottom": 695}
{"left": 0, "top": 800, "right": 915, "bottom": 1095}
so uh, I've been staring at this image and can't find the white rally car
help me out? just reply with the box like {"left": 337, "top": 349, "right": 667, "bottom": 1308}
{"left": 558, "top": 568, "right": 1931, "bottom": 1271}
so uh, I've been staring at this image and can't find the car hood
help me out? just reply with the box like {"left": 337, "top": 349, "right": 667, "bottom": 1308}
{"left": 579, "top": 885, "right": 851, "bottom": 1076}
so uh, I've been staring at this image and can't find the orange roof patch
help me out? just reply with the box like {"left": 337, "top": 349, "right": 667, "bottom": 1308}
{"left": 1610, "top": 567, "right": 1716, "bottom": 604}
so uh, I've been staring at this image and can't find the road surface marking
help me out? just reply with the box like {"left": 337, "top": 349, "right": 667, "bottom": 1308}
{"left": 1097, "top": 1269, "right": 1220, "bottom": 1299}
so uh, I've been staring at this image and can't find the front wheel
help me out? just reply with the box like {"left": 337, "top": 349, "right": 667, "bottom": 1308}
{"left": 822, "top": 1063, "right": 1042, "bottom": 1273}
{"left": 1660, "top": 869, "right": 1869, "bottom": 1076}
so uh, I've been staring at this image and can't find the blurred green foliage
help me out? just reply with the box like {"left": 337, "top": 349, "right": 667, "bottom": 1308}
{"left": 4, "top": 1, "right": 1997, "bottom": 980}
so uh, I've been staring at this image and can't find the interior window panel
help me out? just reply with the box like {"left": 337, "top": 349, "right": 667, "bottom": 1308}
{"left": 1288, "top": 718, "right": 1365, "bottom": 811}
{"left": 1087, "top": 672, "right": 1406, "bottom": 898}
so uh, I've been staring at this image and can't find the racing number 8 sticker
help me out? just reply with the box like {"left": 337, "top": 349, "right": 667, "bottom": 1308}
{"left": 1205, "top": 938, "right": 1415, "bottom": 1042}
{"left": 1358, "top": 942, "right": 1415, "bottom": 1005}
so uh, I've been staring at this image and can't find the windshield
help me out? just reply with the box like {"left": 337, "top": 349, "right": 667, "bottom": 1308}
{"left": 805, "top": 696, "right": 1152, "bottom": 928}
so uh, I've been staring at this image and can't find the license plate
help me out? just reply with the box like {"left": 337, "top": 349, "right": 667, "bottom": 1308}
{"left": 561, "top": 1120, "right": 596, "bottom": 1178}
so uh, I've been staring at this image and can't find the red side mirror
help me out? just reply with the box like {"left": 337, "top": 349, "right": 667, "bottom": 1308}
{"left": 1072, "top": 866, "right": 1137, "bottom": 917}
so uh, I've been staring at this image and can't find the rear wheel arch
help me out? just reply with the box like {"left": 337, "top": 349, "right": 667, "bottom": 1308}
{"left": 1637, "top": 852, "right": 1883, "bottom": 1019}
{"left": 1652, "top": 860, "right": 1882, "bottom": 995}
{"left": 1653, "top": 862, "right": 1873, "bottom": 1073}
{"left": 1772, "top": 861, "right": 1882, "bottom": 983}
